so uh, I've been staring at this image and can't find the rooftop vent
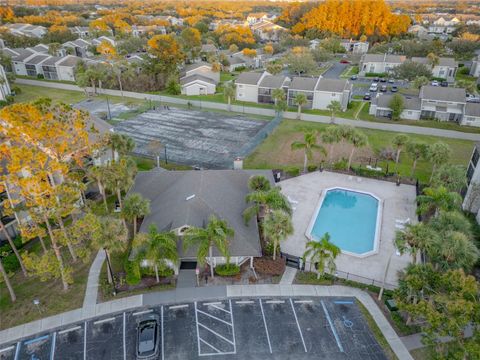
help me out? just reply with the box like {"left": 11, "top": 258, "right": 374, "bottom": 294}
{"left": 186, "top": 194, "right": 196, "bottom": 201}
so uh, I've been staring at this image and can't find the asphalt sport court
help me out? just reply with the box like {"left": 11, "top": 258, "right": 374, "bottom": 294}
{"left": 113, "top": 107, "right": 267, "bottom": 169}
{"left": 0, "top": 297, "right": 387, "bottom": 360}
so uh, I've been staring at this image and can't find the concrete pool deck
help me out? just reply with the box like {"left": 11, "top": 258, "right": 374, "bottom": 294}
{"left": 279, "top": 171, "right": 417, "bottom": 287}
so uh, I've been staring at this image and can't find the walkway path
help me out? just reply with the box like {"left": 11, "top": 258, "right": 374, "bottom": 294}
{"left": 82, "top": 249, "right": 105, "bottom": 315}
{"left": 16, "top": 78, "right": 480, "bottom": 141}
{"left": 279, "top": 266, "right": 297, "bottom": 284}
{"left": 0, "top": 284, "right": 413, "bottom": 359}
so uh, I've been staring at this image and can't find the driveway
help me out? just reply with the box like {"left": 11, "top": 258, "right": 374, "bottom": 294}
{"left": 322, "top": 62, "right": 348, "bottom": 79}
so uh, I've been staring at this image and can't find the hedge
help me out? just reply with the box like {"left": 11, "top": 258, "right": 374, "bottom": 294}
{"left": 215, "top": 264, "right": 240, "bottom": 276}
{"left": 365, "top": 72, "right": 387, "bottom": 78}
{"left": 125, "top": 260, "right": 141, "bottom": 285}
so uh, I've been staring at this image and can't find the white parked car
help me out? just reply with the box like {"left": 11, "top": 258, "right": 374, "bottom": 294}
{"left": 369, "top": 83, "right": 378, "bottom": 92}
{"left": 431, "top": 80, "right": 439, "bottom": 86}
{"left": 466, "top": 93, "right": 480, "bottom": 103}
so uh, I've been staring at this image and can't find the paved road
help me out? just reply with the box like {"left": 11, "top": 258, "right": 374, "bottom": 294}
{"left": 322, "top": 62, "right": 348, "bottom": 79}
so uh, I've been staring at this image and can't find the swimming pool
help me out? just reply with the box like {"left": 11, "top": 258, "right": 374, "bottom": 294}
{"left": 306, "top": 188, "right": 381, "bottom": 257}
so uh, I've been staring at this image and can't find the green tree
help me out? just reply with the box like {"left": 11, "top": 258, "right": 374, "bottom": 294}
{"left": 431, "top": 164, "right": 466, "bottom": 193}
{"left": 134, "top": 225, "right": 178, "bottom": 283}
{"left": 321, "top": 126, "right": 342, "bottom": 165}
{"left": 326, "top": 100, "right": 342, "bottom": 124}
{"left": 303, "top": 233, "right": 340, "bottom": 278}
{"left": 430, "top": 210, "right": 473, "bottom": 240}
{"left": 392, "top": 133, "right": 409, "bottom": 172}
{"left": 88, "top": 165, "right": 110, "bottom": 212}
{"left": 346, "top": 128, "right": 367, "bottom": 170}
{"left": 106, "top": 132, "right": 135, "bottom": 160}
{"left": 291, "top": 130, "right": 326, "bottom": 173}
{"left": 0, "top": 219, "right": 27, "bottom": 277}
{"left": 427, "top": 142, "right": 451, "bottom": 183}
{"left": 243, "top": 186, "right": 291, "bottom": 224}
{"left": 184, "top": 215, "right": 234, "bottom": 278}
{"left": 417, "top": 186, "right": 462, "bottom": 218}
{"left": 266, "top": 62, "right": 283, "bottom": 75}
{"left": 263, "top": 210, "right": 293, "bottom": 260}
{"left": 426, "top": 52, "right": 439, "bottom": 67}
{"left": 180, "top": 27, "right": 202, "bottom": 61}
{"left": 104, "top": 157, "right": 137, "bottom": 214}
{"left": 283, "top": 49, "right": 317, "bottom": 75}
{"left": 0, "top": 257, "right": 15, "bottom": 302}
{"left": 294, "top": 93, "right": 307, "bottom": 119}
{"left": 429, "top": 231, "right": 479, "bottom": 271}
{"left": 395, "top": 223, "right": 436, "bottom": 264}
{"left": 389, "top": 94, "right": 404, "bottom": 121}
{"left": 406, "top": 141, "right": 428, "bottom": 177}
{"left": 412, "top": 76, "right": 429, "bottom": 89}
{"left": 391, "top": 60, "right": 432, "bottom": 81}
{"left": 223, "top": 82, "right": 236, "bottom": 112}
{"left": 122, "top": 193, "right": 150, "bottom": 235}
{"left": 271, "top": 88, "right": 285, "bottom": 105}
{"left": 248, "top": 175, "right": 271, "bottom": 192}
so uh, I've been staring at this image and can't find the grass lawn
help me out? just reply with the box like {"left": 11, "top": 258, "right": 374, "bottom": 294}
{"left": 340, "top": 65, "right": 359, "bottom": 78}
{"left": 0, "top": 245, "right": 93, "bottom": 330}
{"left": 244, "top": 119, "right": 474, "bottom": 183}
{"left": 302, "top": 101, "right": 361, "bottom": 120}
{"left": 220, "top": 72, "right": 237, "bottom": 82}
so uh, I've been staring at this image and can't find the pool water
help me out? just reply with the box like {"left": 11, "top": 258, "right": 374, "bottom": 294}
{"left": 310, "top": 189, "right": 379, "bottom": 255}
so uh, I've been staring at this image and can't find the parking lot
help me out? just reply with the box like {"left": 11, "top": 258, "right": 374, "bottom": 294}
{"left": 0, "top": 297, "right": 387, "bottom": 360}
{"left": 113, "top": 108, "right": 268, "bottom": 169}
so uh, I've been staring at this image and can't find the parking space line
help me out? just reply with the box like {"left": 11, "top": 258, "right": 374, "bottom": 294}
{"left": 229, "top": 300, "right": 236, "bottom": 354}
{"left": 0, "top": 345, "right": 15, "bottom": 353}
{"left": 132, "top": 309, "right": 153, "bottom": 316}
{"left": 194, "top": 302, "right": 201, "bottom": 356}
{"left": 209, "top": 304, "right": 231, "bottom": 315}
{"left": 290, "top": 299, "right": 307, "bottom": 353}
{"left": 93, "top": 317, "right": 115, "bottom": 325}
{"left": 83, "top": 321, "right": 87, "bottom": 360}
{"left": 294, "top": 300, "right": 313, "bottom": 304}
{"left": 14, "top": 342, "right": 20, "bottom": 360}
{"left": 203, "top": 302, "right": 222, "bottom": 306}
{"left": 24, "top": 334, "right": 49, "bottom": 345}
{"left": 321, "top": 300, "right": 344, "bottom": 353}
{"left": 334, "top": 301, "right": 354, "bottom": 305}
{"left": 50, "top": 332, "right": 56, "bottom": 360}
{"left": 199, "top": 337, "right": 221, "bottom": 354}
{"left": 123, "top": 312, "right": 126, "bottom": 360}
{"left": 265, "top": 300, "right": 284, "bottom": 304}
{"left": 259, "top": 299, "right": 272, "bottom": 354}
{"left": 196, "top": 309, "right": 233, "bottom": 326}
{"left": 198, "top": 323, "right": 235, "bottom": 345}
{"left": 58, "top": 326, "right": 82, "bottom": 335}
{"left": 169, "top": 304, "right": 188, "bottom": 310}
{"left": 161, "top": 306, "right": 164, "bottom": 360}
{"left": 235, "top": 300, "right": 254, "bottom": 304}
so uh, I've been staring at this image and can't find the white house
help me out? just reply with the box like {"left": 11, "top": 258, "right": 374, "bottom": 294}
{"left": 408, "top": 25, "right": 430, "bottom": 39}
{"left": 340, "top": 39, "right": 369, "bottom": 54}
{"left": 55, "top": 56, "right": 82, "bottom": 82}
{"left": 131, "top": 25, "right": 166, "bottom": 37}
{"left": 24, "top": 54, "right": 50, "bottom": 77}
{"left": 313, "top": 78, "right": 352, "bottom": 111}
{"left": 235, "top": 71, "right": 268, "bottom": 102}
{"left": 428, "top": 17, "right": 460, "bottom": 36}
{"left": 0, "top": 65, "right": 11, "bottom": 101}
{"left": 359, "top": 54, "right": 406, "bottom": 75}
{"left": 287, "top": 77, "right": 319, "bottom": 109}
{"left": 2, "top": 23, "right": 47, "bottom": 38}
{"left": 463, "top": 103, "right": 480, "bottom": 127}
{"left": 257, "top": 74, "right": 290, "bottom": 104}
{"left": 12, "top": 49, "right": 36, "bottom": 76}
{"left": 463, "top": 143, "right": 480, "bottom": 223}
{"left": 180, "top": 62, "right": 220, "bottom": 96}
{"left": 69, "top": 26, "right": 90, "bottom": 38}
{"left": 246, "top": 12, "right": 269, "bottom": 24}
{"left": 63, "top": 38, "right": 92, "bottom": 58}
{"left": 369, "top": 94, "right": 422, "bottom": 120}
{"left": 470, "top": 55, "right": 480, "bottom": 77}
{"left": 91, "top": 36, "right": 116, "bottom": 47}
{"left": 250, "top": 20, "right": 287, "bottom": 41}
{"left": 411, "top": 57, "right": 458, "bottom": 83}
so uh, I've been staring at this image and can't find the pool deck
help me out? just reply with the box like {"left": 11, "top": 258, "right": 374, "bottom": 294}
{"left": 279, "top": 171, "right": 417, "bottom": 287}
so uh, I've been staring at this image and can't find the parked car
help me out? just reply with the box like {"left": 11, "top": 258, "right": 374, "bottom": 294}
{"left": 380, "top": 85, "right": 387, "bottom": 92}
{"left": 340, "top": 59, "right": 350, "bottom": 64}
{"left": 380, "top": 78, "right": 387, "bottom": 83}
{"left": 388, "top": 78, "right": 395, "bottom": 84}
{"left": 431, "top": 80, "right": 439, "bottom": 86}
{"left": 369, "top": 83, "right": 378, "bottom": 92}
{"left": 373, "top": 77, "right": 380, "bottom": 82}
{"left": 363, "top": 92, "right": 371, "bottom": 100}
{"left": 466, "top": 93, "right": 480, "bottom": 103}
{"left": 350, "top": 75, "right": 358, "bottom": 80}
{"left": 440, "top": 81, "right": 448, "bottom": 87}
{"left": 391, "top": 86, "right": 398, "bottom": 92}
{"left": 137, "top": 315, "right": 160, "bottom": 359}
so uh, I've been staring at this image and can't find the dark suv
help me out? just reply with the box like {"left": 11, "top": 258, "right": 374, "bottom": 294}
{"left": 137, "top": 315, "right": 160, "bottom": 359}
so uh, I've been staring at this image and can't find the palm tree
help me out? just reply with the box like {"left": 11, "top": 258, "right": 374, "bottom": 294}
{"left": 223, "top": 82, "right": 236, "bottom": 112}
{"left": 321, "top": 126, "right": 341, "bottom": 165}
{"left": 430, "top": 210, "right": 473, "bottom": 240}
{"left": 392, "top": 134, "right": 409, "bottom": 173}
{"left": 395, "top": 223, "right": 436, "bottom": 264}
{"left": 0, "top": 257, "right": 15, "bottom": 302}
{"left": 122, "top": 193, "right": 150, "bottom": 235}
{"left": 291, "top": 130, "right": 326, "bottom": 173}
{"left": 427, "top": 52, "right": 439, "bottom": 67}
{"left": 263, "top": 210, "right": 293, "bottom": 260}
{"left": 271, "top": 88, "right": 285, "bottom": 105}
{"left": 107, "top": 133, "right": 135, "bottom": 161}
{"left": 406, "top": 141, "right": 428, "bottom": 177}
{"left": 428, "top": 231, "right": 479, "bottom": 271}
{"left": 417, "top": 186, "right": 462, "bottom": 218}
{"left": 294, "top": 93, "right": 307, "bottom": 119}
{"left": 346, "top": 129, "right": 368, "bottom": 170}
{"left": 426, "top": 142, "right": 451, "bottom": 183}
{"left": 135, "top": 225, "right": 178, "bottom": 283}
{"left": 184, "top": 215, "right": 234, "bottom": 278}
{"left": 326, "top": 100, "right": 342, "bottom": 124}
{"left": 0, "top": 219, "right": 27, "bottom": 277}
{"left": 248, "top": 175, "right": 271, "bottom": 192}
{"left": 303, "top": 233, "right": 340, "bottom": 279}
{"left": 88, "top": 165, "right": 109, "bottom": 212}
{"left": 243, "top": 186, "right": 291, "bottom": 224}
{"left": 104, "top": 157, "right": 136, "bottom": 212}
{"left": 94, "top": 217, "right": 128, "bottom": 284}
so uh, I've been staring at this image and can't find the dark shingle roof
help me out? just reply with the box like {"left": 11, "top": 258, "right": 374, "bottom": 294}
{"left": 56, "top": 56, "right": 81, "bottom": 67}
{"left": 129, "top": 169, "right": 275, "bottom": 258}
{"left": 12, "top": 49, "right": 34, "bottom": 62}
{"left": 465, "top": 103, "right": 480, "bottom": 117}
{"left": 180, "top": 74, "right": 216, "bottom": 86}
{"left": 289, "top": 77, "right": 318, "bottom": 91}
{"left": 258, "top": 75, "right": 288, "bottom": 88}
{"left": 420, "top": 85, "right": 466, "bottom": 103}
{"left": 375, "top": 94, "right": 421, "bottom": 110}
{"left": 236, "top": 71, "right": 263, "bottom": 85}
{"left": 25, "top": 54, "right": 50, "bottom": 65}
{"left": 316, "top": 78, "right": 350, "bottom": 92}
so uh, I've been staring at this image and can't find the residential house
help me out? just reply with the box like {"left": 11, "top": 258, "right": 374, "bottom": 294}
{"left": 129, "top": 169, "right": 274, "bottom": 272}
{"left": 29, "top": 44, "right": 49, "bottom": 54}
{"left": 209, "top": 19, "right": 244, "bottom": 31}
{"left": 287, "top": 77, "right": 319, "bottom": 109}
{"left": 340, "top": 39, "right": 369, "bottom": 54}
{"left": 131, "top": 25, "right": 166, "bottom": 37}
{"left": 257, "top": 74, "right": 290, "bottom": 104}
{"left": 235, "top": 71, "right": 268, "bottom": 103}
{"left": 155, "top": 15, "right": 183, "bottom": 26}
{"left": 314, "top": 78, "right": 352, "bottom": 111}
{"left": 11, "top": 49, "right": 36, "bottom": 76}
{"left": 2, "top": 23, "right": 47, "bottom": 38}
{"left": 463, "top": 143, "right": 480, "bottom": 223}
{"left": 408, "top": 25, "right": 430, "bottom": 39}
{"left": 24, "top": 54, "right": 50, "bottom": 77}
{"left": 70, "top": 26, "right": 90, "bottom": 38}
{"left": 63, "top": 38, "right": 92, "bottom": 58}
{"left": 55, "top": 55, "right": 82, "bottom": 82}
{"left": 369, "top": 94, "right": 422, "bottom": 120}
{"left": 411, "top": 57, "right": 458, "bottom": 82}
{"left": 200, "top": 44, "right": 218, "bottom": 61}
{"left": 91, "top": 36, "right": 116, "bottom": 47}
{"left": 470, "top": 55, "right": 480, "bottom": 77}
{"left": 0, "top": 65, "right": 11, "bottom": 101}
{"left": 428, "top": 17, "right": 460, "bottom": 36}
{"left": 250, "top": 20, "right": 287, "bottom": 42}
{"left": 359, "top": 54, "right": 406, "bottom": 75}
{"left": 180, "top": 62, "right": 220, "bottom": 96}
{"left": 227, "top": 56, "right": 248, "bottom": 72}
{"left": 463, "top": 103, "right": 480, "bottom": 127}
{"left": 246, "top": 13, "right": 269, "bottom": 24}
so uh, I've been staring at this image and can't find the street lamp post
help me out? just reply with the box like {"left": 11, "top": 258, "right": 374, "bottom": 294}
{"left": 164, "top": 145, "right": 168, "bottom": 165}
{"left": 104, "top": 248, "right": 117, "bottom": 296}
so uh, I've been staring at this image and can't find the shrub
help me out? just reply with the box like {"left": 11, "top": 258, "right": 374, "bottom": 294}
{"left": 215, "top": 264, "right": 240, "bottom": 276}
{"left": 11, "top": 86, "right": 22, "bottom": 95}
{"left": 1, "top": 253, "right": 20, "bottom": 273}
{"left": 333, "top": 158, "right": 348, "bottom": 170}
{"left": 125, "top": 260, "right": 141, "bottom": 285}
{"left": 36, "top": 74, "right": 44, "bottom": 79}
{"left": 165, "top": 77, "right": 181, "bottom": 95}
{"left": 263, "top": 240, "right": 278, "bottom": 256}
{"left": 365, "top": 72, "right": 386, "bottom": 78}
{"left": 0, "top": 100, "right": 7, "bottom": 108}
{"left": 458, "top": 66, "right": 469, "bottom": 74}
{"left": 307, "top": 164, "right": 318, "bottom": 172}
{"left": 5, "top": 95, "right": 14, "bottom": 104}
{"left": 285, "top": 166, "right": 300, "bottom": 177}
{"left": 234, "top": 66, "right": 246, "bottom": 72}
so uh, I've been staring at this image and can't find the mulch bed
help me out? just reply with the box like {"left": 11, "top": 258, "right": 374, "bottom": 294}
{"left": 116, "top": 274, "right": 175, "bottom": 292}
{"left": 254, "top": 256, "right": 286, "bottom": 276}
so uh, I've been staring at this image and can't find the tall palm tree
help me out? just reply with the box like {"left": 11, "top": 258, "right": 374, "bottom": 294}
{"left": 88, "top": 165, "right": 109, "bottom": 212}
{"left": 243, "top": 186, "right": 291, "bottom": 224}
{"left": 395, "top": 223, "right": 436, "bottom": 264}
{"left": 122, "top": 193, "right": 150, "bottom": 235}
{"left": 248, "top": 175, "right": 271, "bottom": 192}
{"left": 107, "top": 133, "right": 135, "bottom": 161}
{"left": 417, "top": 186, "right": 462, "bottom": 218}
{"left": 291, "top": 130, "right": 326, "bottom": 173}
{"left": 263, "top": 210, "right": 293, "bottom": 260}
{"left": 406, "top": 141, "right": 428, "bottom": 177}
{"left": 426, "top": 142, "right": 451, "bottom": 183}
{"left": 321, "top": 126, "right": 341, "bottom": 165}
{"left": 223, "top": 82, "right": 236, "bottom": 112}
{"left": 0, "top": 257, "right": 15, "bottom": 302}
{"left": 392, "top": 133, "right": 409, "bottom": 173}
{"left": 428, "top": 231, "right": 479, "bottom": 271}
{"left": 294, "top": 93, "right": 307, "bottom": 119}
{"left": 427, "top": 52, "right": 439, "bottom": 67}
{"left": 346, "top": 129, "right": 368, "bottom": 170}
{"left": 184, "top": 215, "right": 234, "bottom": 278}
{"left": 303, "top": 233, "right": 340, "bottom": 279}
{"left": 135, "top": 225, "right": 178, "bottom": 283}
{"left": 326, "top": 100, "right": 342, "bottom": 124}
{"left": 0, "top": 218, "right": 27, "bottom": 277}
{"left": 271, "top": 88, "right": 285, "bottom": 105}
{"left": 104, "top": 157, "right": 137, "bottom": 211}
{"left": 430, "top": 210, "right": 473, "bottom": 240}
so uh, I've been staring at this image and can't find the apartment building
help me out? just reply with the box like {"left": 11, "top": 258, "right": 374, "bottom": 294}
{"left": 359, "top": 54, "right": 406, "bottom": 75}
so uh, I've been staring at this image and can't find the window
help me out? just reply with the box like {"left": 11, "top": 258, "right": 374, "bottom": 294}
{"left": 472, "top": 147, "right": 479, "bottom": 167}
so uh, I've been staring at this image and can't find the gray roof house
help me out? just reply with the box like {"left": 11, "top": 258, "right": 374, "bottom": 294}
{"left": 369, "top": 94, "right": 422, "bottom": 120}
{"left": 257, "top": 74, "right": 290, "bottom": 104}
{"left": 314, "top": 78, "right": 352, "bottom": 111}
{"left": 359, "top": 53, "right": 406, "bottom": 75}
{"left": 287, "top": 76, "right": 319, "bottom": 109}
{"left": 129, "top": 169, "right": 275, "bottom": 267}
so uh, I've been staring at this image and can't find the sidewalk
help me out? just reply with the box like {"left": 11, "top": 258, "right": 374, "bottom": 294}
{"left": 0, "top": 284, "right": 413, "bottom": 359}
{"left": 279, "top": 266, "right": 297, "bottom": 284}
{"left": 82, "top": 249, "right": 105, "bottom": 315}
{"left": 15, "top": 78, "right": 480, "bottom": 142}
